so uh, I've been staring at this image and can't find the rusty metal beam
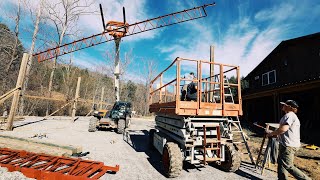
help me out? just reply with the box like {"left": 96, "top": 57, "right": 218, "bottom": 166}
{"left": 0, "top": 148, "right": 119, "bottom": 179}
{"left": 33, "top": 3, "right": 215, "bottom": 62}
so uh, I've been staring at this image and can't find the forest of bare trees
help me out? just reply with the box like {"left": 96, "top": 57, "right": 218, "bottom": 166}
{"left": 0, "top": 0, "right": 157, "bottom": 118}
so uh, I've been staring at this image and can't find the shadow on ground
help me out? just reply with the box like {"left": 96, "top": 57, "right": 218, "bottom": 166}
{"left": 123, "top": 129, "right": 165, "bottom": 176}
{"left": 123, "top": 129, "right": 266, "bottom": 179}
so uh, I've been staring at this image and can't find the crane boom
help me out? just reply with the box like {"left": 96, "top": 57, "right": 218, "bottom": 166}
{"left": 33, "top": 3, "right": 215, "bottom": 62}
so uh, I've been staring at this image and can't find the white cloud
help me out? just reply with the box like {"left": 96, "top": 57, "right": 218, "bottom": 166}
{"left": 155, "top": 0, "right": 320, "bottom": 77}
{"left": 73, "top": 52, "right": 103, "bottom": 71}
{"left": 79, "top": 0, "right": 157, "bottom": 41}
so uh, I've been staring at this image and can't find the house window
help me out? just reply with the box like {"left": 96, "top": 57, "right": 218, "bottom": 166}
{"left": 262, "top": 70, "right": 276, "bottom": 86}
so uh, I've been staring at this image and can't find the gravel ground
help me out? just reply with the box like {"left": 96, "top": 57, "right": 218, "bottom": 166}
{"left": 0, "top": 167, "right": 34, "bottom": 180}
{"left": 0, "top": 116, "right": 277, "bottom": 180}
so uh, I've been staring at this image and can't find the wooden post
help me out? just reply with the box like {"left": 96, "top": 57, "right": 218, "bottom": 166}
{"left": 176, "top": 59, "right": 181, "bottom": 112}
{"left": 100, "top": 87, "right": 104, "bottom": 109}
{"left": 159, "top": 74, "right": 163, "bottom": 103}
{"left": 210, "top": 46, "right": 214, "bottom": 102}
{"left": 71, "top": 77, "right": 81, "bottom": 120}
{"left": 6, "top": 53, "right": 29, "bottom": 131}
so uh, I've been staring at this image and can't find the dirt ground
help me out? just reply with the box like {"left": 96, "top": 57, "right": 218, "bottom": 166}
{"left": 0, "top": 116, "right": 318, "bottom": 180}
{"left": 241, "top": 129, "right": 320, "bottom": 180}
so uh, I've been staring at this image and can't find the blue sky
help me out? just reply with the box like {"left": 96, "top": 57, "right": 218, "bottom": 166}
{"left": 0, "top": 0, "right": 319, "bottom": 82}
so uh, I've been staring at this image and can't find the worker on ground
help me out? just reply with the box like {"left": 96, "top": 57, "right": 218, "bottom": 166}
{"left": 181, "top": 72, "right": 195, "bottom": 100}
{"left": 266, "top": 100, "right": 310, "bottom": 180}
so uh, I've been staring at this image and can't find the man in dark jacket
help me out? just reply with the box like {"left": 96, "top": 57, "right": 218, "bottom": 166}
{"left": 186, "top": 81, "right": 197, "bottom": 101}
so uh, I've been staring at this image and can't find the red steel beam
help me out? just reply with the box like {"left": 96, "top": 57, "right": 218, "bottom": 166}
{"left": 0, "top": 148, "right": 119, "bottom": 180}
{"left": 33, "top": 3, "right": 215, "bottom": 62}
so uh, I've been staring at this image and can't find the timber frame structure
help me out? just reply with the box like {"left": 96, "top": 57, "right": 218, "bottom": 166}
{"left": 149, "top": 57, "right": 242, "bottom": 117}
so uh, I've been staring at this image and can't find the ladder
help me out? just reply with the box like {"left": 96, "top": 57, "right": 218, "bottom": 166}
{"left": 212, "top": 75, "right": 235, "bottom": 103}
{"left": 202, "top": 125, "right": 221, "bottom": 165}
{"left": 229, "top": 116, "right": 255, "bottom": 165}
{"left": 210, "top": 75, "right": 254, "bottom": 164}
{"left": 217, "top": 75, "right": 255, "bottom": 164}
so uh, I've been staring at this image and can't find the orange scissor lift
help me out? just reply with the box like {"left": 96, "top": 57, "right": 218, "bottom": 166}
{"left": 149, "top": 57, "right": 254, "bottom": 178}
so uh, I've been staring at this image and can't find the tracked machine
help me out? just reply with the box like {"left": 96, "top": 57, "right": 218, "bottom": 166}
{"left": 149, "top": 57, "right": 254, "bottom": 177}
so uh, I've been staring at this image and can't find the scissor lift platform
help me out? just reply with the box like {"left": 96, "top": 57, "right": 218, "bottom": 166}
{"left": 149, "top": 57, "right": 243, "bottom": 117}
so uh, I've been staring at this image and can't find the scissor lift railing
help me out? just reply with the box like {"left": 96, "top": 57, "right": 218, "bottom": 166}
{"left": 149, "top": 57, "right": 242, "bottom": 116}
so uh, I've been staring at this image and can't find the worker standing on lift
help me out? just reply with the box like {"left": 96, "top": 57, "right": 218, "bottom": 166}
{"left": 181, "top": 72, "right": 195, "bottom": 101}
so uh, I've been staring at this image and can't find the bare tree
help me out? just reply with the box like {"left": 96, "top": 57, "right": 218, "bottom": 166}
{"left": 103, "top": 48, "right": 133, "bottom": 78}
{"left": 134, "top": 58, "right": 157, "bottom": 116}
{"left": 5, "top": 0, "right": 22, "bottom": 74}
{"left": 0, "top": 0, "right": 25, "bottom": 115}
{"left": 18, "top": 0, "right": 43, "bottom": 115}
{"left": 102, "top": 47, "right": 133, "bottom": 101}
{"left": 43, "top": 0, "right": 96, "bottom": 115}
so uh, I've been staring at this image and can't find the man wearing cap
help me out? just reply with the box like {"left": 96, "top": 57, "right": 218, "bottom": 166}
{"left": 267, "top": 100, "right": 310, "bottom": 180}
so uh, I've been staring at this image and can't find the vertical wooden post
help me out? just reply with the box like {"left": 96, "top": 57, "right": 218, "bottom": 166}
{"left": 220, "top": 64, "right": 224, "bottom": 115}
{"left": 100, "top": 87, "right": 104, "bottom": 109}
{"left": 209, "top": 46, "right": 214, "bottom": 102}
{"left": 6, "top": 53, "right": 29, "bottom": 131}
{"left": 92, "top": 87, "right": 97, "bottom": 110}
{"left": 159, "top": 74, "right": 163, "bottom": 103}
{"left": 164, "top": 86, "right": 167, "bottom": 103}
{"left": 149, "top": 84, "right": 152, "bottom": 105}
{"left": 175, "top": 59, "right": 181, "bottom": 113}
{"left": 71, "top": 77, "right": 81, "bottom": 120}
{"left": 237, "top": 67, "right": 243, "bottom": 115}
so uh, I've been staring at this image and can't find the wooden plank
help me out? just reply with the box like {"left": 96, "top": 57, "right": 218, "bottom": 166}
{"left": 0, "top": 87, "right": 20, "bottom": 105}
{"left": 0, "top": 134, "right": 82, "bottom": 157}
{"left": 24, "top": 95, "right": 66, "bottom": 102}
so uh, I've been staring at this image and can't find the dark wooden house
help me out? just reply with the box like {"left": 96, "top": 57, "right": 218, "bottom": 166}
{"left": 242, "top": 32, "right": 320, "bottom": 145}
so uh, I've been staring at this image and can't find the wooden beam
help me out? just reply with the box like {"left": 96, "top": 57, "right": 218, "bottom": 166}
{"left": 0, "top": 87, "right": 20, "bottom": 103}
{"left": 6, "top": 53, "right": 29, "bottom": 131}
{"left": 0, "top": 89, "right": 16, "bottom": 105}
{"left": 43, "top": 100, "right": 73, "bottom": 120}
{"left": 71, "top": 77, "right": 81, "bottom": 120}
{"left": 100, "top": 87, "right": 104, "bottom": 109}
{"left": 24, "top": 95, "right": 66, "bottom": 102}
{"left": 0, "top": 134, "right": 81, "bottom": 156}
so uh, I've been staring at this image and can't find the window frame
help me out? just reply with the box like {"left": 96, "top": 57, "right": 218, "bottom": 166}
{"left": 262, "top": 70, "right": 276, "bottom": 86}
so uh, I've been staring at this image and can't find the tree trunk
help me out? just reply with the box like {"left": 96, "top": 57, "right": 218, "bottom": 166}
{"left": 46, "top": 26, "right": 67, "bottom": 115}
{"left": 18, "top": 0, "right": 42, "bottom": 116}
{"left": 5, "top": 0, "right": 21, "bottom": 74}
